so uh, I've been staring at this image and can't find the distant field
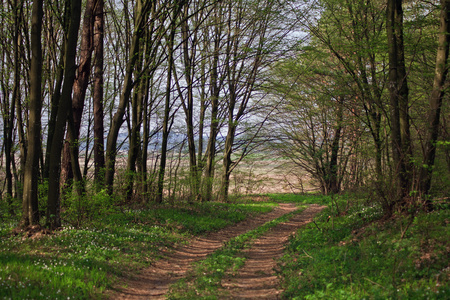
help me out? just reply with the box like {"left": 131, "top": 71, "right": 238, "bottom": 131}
{"left": 229, "top": 158, "right": 316, "bottom": 195}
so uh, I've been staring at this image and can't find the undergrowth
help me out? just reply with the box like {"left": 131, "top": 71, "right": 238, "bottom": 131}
{"left": 0, "top": 200, "right": 275, "bottom": 299}
{"left": 277, "top": 199, "right": 450, "bottom": 299}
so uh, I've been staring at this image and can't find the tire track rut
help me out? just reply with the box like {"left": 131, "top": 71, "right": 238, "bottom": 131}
{"left": 109, "top": 203, "right": 303, "bottom": 299}
{"left": 220, "top": 204, "right": 326, "bottom": 299}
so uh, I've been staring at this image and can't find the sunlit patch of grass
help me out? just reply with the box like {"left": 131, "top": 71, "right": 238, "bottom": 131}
{"left": 0, "top": 220, "right": 180, "bottom": 299}
{"left": 277, "top": 202, "right": 450, "bottom": 299}
{"left": 0, "top": 199, "right": 276, "bottom": 299}
{"left": 151, "top": 202, "right": 275, "bottom": 235}
{"left": 267, "top": 193, "right": 331, "bottom": 205}
{"left": 167, "top": 206, "right": 308, "bottom": 299}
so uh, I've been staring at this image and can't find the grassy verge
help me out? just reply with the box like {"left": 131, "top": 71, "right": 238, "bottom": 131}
{"left": 266, "top": 193, "right": 336, "bottom": 205}
{"left": 0, "top": 201, "right": 275, "bottom": 299}
{"left": 167, "top": 205, "right": 308, "bottom": 299}
{"left": 277, "top": 200, "right": 450, "bottom": 299}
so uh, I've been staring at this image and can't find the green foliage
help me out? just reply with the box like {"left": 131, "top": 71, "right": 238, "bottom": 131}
{"left": 277, "top": 201, "right": 449, "bottom": 299}
{"left": 150, "top": 202, "right": 274, "bottom": 235}
{"left": 0, "top": 198, "right": 276, "bottom": 299}
{"left": 62, "top": 188, "right": 117, "bottom": 227}
{"left": 267, "top": 193, "right": 345, "bottom": 207}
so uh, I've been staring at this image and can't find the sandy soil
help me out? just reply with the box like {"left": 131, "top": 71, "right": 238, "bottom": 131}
{"left": 108, "top": 203, "right": 326, "bottom": 299}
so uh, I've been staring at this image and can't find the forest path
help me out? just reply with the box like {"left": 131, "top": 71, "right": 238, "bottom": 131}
{"left": 109, "top": 203, "right": 326, "bottom": 299}
{"left": 220, "top": 204, "right": 326, "bottom": 299}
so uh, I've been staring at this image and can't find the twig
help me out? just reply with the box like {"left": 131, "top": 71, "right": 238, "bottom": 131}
{"left": 364, "top": 277, "right": 386, "bottom": 290}
{"left": 312, "top": 219, "right": 322, "bottom": 232}
{"left": 303, "top": 249, "right": 313, "bottom": 259}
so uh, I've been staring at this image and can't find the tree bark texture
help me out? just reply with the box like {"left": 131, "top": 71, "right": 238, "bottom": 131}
{"left": 46, "top": 0, "right": 82, "bottom": 229}
{"left": 22, "top": 0, "right": 43, "bottom": 227}
{"left": 387, "top": 0, "right": 411, "bottom": 207}
{"left": 93, "top": 0, "right": 105, "bottom": 187}
{"left": 61, "top": 0, "right": 96, "bottom": 192}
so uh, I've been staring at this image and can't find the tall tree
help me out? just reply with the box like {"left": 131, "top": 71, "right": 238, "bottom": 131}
{"left": 387, "top": 0, "right": 412, "bottom": 208}
{"left": 22, "top": 0, "right": 43, "bottom": 227}
{"left": 93, "top": 0, "right": 105, "bottom": 187}
{"left": 204, "top": 1, "right": 226, "bottom": 201}
{"left": 46, "top": 0, "right": 82, "bottom": 228}
{"left": 297, "top": 0, "right": 388, "bottom": 195}
{"left": 220, "top": 0, "right": 278, "bottom": 201}
{"left": 156, "top": 0, "right": 183, "bottom": 203}
{"left": 104, "top": 0, "right": 153, "bottom": 194}
{"left": 418, "top": 0, "right": 450, "bottom": 202}
{"left": 0, "top": 0, "right": 22, "bottom": 213}
{"left": 61, "top": 0, "right": 97, "bottom": 193}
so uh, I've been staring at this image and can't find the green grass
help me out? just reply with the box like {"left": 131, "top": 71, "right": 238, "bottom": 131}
{"left": 167, "top": 205, "right": 308, "bottom": 299}
{"left": 277, "top": 199, "right": 450, "bottom": 299}
{"left": 0, "top": 200, "right": 276, "bottom": 299}
{"left": 267, "top": 193, "right": 331, "bottom": 204}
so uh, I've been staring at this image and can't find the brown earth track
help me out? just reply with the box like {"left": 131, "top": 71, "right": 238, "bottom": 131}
{"left": 108, "top": 203, "right": 326, "bottom": 299}
{"left": 220, "top": 204, "right": 326, "bottom": 299}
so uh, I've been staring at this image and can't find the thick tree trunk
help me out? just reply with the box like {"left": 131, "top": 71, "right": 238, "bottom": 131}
{"left": 387, "top": 0, "right": 411, "bottom": 208}
{"left": 418, "top": 0, "right": 450, "bottom": 202}
{"left": 22, "top": 0, "right": 43, "bottom": 227}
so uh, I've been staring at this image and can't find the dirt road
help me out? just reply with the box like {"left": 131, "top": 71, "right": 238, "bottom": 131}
{"left": 109, "top": 203, "right": 326, "bottom": 299}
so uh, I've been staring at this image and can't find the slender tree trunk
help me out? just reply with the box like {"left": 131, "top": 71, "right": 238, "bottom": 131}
{"left": 22, "top": 0, "right": 43, "bottom": 227}
{"left": 179, "top": 3, "right": 200, "bottom": 201}
{"left": 93, "top": 0, "right": 105, "bottom": 188}
{"left": 328, "top": 98, "right": 343, "bottom": 194}
{"left": 141, "top": 78, "right": 150, "bottom": 202}
{"left": 418, "top": 0, "right": 450, "bottom": 203}
{"left": 43, "top": 56, "right": 64, "bottom": 179}
{"left": 204, "top": 18, "right": 222, "bottom": 201}
{"left": 3, "top": 0, "right": 22, "bottom": 214}
{"left": 61, "top": 0, "right": 95, "bottom": 193}
{"left": 126, "top": 64, "right": 144, "bottom": 201}
{"left": 46, "top": 0, "right": 82, "bottom": 229}
{"left": 104, "top": 1, "right": 152, "bottom": 195}
{"left": 221, "top": 124, "right": 236, "bottom": 203}
{"left": 156, "top": 21, "right": 176, "bottom": 204}
{"left": 15, "top": 60, "right": 26, "bottom": 203}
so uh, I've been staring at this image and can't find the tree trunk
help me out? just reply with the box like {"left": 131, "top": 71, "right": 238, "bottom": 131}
{"left": 22, "top": 0, "right": 43, "bottom": 227}
{"left": 156, "top": 19, "right": 176, "bottom": 204}
{"left": 387, "top": 0, "right": 411, "bottom": 207}
{"left": 179, "top": 3, "right": 200, "bottom": 202}
{"left": 61, "top": 0, "right": 95, "bottom": 193}
{"left": 104, "top": 1, "right": 152, "bottom": 195}
{"left": 46, "top": 0, "right": 82, "bottom": 229}
{"left": 125, "top": 64, "right": 145, "bottom": 201}
{"left": 328, "top": 98, "right": 343, "bottom": 194}
{"left": 93, "top": 0, "right": 105, "bottom": 188}
{"left": 3, "top": 0, "right": 22, "bottom": 214}
{"left": 221, "top": 125, "right": 236, "bottom": 202}
{"left": 204, "top": 14, "right": 222, "bottom": 201}
{"left": 418, "top": 0, "right": 450, "bottom": 203}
